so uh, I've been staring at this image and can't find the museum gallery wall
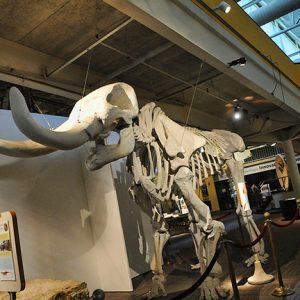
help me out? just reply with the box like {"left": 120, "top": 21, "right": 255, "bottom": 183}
{"left": 0, "top": 109, "right": 137, "bottom": 292}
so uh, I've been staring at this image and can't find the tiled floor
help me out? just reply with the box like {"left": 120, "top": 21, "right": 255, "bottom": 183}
{"left": 104, "top": 212, "right": 300, "bottom": 300}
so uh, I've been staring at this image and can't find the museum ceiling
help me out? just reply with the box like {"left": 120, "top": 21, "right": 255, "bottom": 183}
{"left": 0, "top": 0, "right": 299, "bottom": 148}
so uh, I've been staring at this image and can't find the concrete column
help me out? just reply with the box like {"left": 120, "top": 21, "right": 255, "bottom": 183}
{"left": 282, "top": 139, "right": 300, "bottom": 198}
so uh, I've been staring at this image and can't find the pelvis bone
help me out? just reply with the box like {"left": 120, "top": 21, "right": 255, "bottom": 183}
{"left": 0, "top": 83, "right": 138, "bottom": 170}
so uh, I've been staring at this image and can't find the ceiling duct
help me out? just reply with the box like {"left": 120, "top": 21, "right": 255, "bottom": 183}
{"left": 249, "top": 0, "right": 300, "bottom": 26}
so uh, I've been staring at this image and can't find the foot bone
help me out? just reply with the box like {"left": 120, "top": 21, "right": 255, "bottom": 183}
{"left": 199, "top": 277, "right": 229, "bottom": 300}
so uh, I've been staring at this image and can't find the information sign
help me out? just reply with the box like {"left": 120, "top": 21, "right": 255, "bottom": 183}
{"left": 0, "top": 211, "right": 25, "bottom": 293}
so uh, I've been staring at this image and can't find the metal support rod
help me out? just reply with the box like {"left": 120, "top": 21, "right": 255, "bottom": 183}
{"left": 97, "top": 42, "right": 173, "bottom": 86}
{"left": 264, "top": 212, "right": 294, "bottom": 297}
{"left": 8, "top": 292, "right": 16, "bottom": 300}
{"left": 289, "top": 49, "right": 300, "bottom": 58}
{"left": 92, "top": 42, "right": 231, "bottom": 105}
{"left": 267, "top": 220, "right": 283, "bottom": 286}
{"left": 224, "top": 242, "right": 240, "bottom": 300}
{"left": 45, "top": 18, "right": 133, "bottom": 78}
{"left": 242, "top": 0, "right": 262, "bottom": 10}
{"left": 270, "top": 23, "right": 300, "bottom": 38}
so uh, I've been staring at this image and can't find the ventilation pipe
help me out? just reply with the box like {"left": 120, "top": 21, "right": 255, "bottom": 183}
{"left": 249, "top": 0, "right": 300, "bottom": 26}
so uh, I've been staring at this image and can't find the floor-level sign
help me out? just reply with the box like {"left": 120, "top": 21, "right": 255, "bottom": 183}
{"left": 0, "top": 211, "right": 25, "bottom": 299}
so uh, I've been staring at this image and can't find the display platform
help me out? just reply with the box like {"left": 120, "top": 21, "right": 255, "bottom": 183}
{"left": 103, "top": 212, "right": 300, "bottom": 300}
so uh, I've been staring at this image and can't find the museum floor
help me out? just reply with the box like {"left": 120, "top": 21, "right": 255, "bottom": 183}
{"left": 104, "top": 212, "right": 300, "bottom": 300}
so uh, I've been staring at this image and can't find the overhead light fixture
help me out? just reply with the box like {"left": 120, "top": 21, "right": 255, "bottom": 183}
{"left": 228, "top": 57, "right": 247, "bottom": 68}
{"left": 271, "top": 142, "right": 276, "bottom": 147}
{"left": 213, "top": 1, "right": 231, "bottom": 14}
{"left": 233, "top": 106, "right": 248, "bottom": 120}
{"left": 233, "top": 106, "right": 242, "bottom": 120}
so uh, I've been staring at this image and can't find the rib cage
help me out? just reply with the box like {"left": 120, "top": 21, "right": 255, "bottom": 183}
{"left": 128, "top": 103, "right": 228, "bottom": 202}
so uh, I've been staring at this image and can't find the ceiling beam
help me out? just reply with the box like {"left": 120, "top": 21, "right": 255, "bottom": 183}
{"left": 0, "top": 37, "right": 104, "bottom": 100}
{"left": 156, "top": 71, "right": 224, "bottom": 102}
{"left": 130, "top": 83, "right": 232, "bottom": 129}
{"left": 45, "top": 18, "right": 133, "bottom": 78}
{"left": 92, "top": 42, "right": 230, "bottom": 105}
{"left": 270, "top": 23, "right": 300, "bottom": 39}
{"left": 94, "top": 42, "right": 196, "bottom": 87}
{"left": 138, "top": 98, "right": 232, "bottom": 130}
{"left": 0, "top": 71, "right": 81, "bottom": 101}
{"left": 96, "top": 42, "right": 173, "bottom": 86}
{"left": 104, "top": 0, "right": 300, "bottom": 119}
{"left": 242, "top": 0, "right": 262, "bottom": 10}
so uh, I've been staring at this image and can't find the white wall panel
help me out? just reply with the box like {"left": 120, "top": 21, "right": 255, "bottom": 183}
{"left": 0, "top": 109, "right": 132, "bottom": 292}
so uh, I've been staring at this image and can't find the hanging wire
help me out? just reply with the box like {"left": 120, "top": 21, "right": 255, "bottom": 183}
{"left": 267, "top": 55, "right": 286, "bottom": 109}
{"left": 77, "top": 49, "right": 93, "bottom": 123}
{"left": 20, "top": 77, "right": 54, "bottom": 130}
{"left": 180, "top": 61, "right": 204, "bottom": 146}
{"left": 33, "top": 101, "right": 53, "bottom": 130}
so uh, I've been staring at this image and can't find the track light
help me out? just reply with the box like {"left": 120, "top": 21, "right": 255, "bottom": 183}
{"left": 213, "top": 1, "right": 231, "bottom": 14}
{"left": 228, "top": 57, "right": 247, "bottom": 68}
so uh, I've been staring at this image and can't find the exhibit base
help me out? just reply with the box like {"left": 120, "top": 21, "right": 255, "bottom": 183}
{"left": 272, "top": 286, "right": 295, "bottom": 297}
{"left": 247, "top": 255, "right": 274, "bottom": 285}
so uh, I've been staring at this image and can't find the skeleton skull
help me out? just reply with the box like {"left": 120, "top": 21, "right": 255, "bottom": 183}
{"left": 0, "top": 83, "right": 139, "bottom": 170}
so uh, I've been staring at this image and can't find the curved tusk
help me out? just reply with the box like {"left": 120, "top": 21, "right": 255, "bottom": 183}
{"left": 0, "top": 139, "right": 57, "bottom": 157}
{"left": 86, "top": 125, "right": 135, "bottom": 171}
{"left": 9, "top": 87, "right": 102, "bottom": 150}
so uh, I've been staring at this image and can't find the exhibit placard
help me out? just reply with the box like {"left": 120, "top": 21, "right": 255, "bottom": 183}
{"left": 275, "top": 154, "right": 289, "bottom": 191}
{"left": 0, "top": 211, "right": 25, "bottom": 292}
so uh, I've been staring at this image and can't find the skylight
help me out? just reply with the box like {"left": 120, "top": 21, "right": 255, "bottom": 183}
{"left": 238, "top": 0, "right": 300, "bottom": 63}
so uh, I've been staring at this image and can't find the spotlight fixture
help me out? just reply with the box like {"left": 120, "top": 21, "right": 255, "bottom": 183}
{"left": 213, "top": 1, "right": 231, "bottom": 14}
{"left": 233, "top": 106, "right": 248, "bottom": 120}
{"left": 233, "top": 106, "right": 242, "bottom": 120}
{"left": 228, "top": 57, "right": 247, "bottom": 68}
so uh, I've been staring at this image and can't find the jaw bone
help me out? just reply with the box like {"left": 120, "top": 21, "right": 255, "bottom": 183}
{"left": 86, "top": 125, "right": 135, "bottom": 171}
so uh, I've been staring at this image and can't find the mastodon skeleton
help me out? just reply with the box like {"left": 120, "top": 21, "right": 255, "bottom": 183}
{"left": 127, "top": 102, "right": 267, "bottom": 299}
{"left": 0, "top": 85, "right": 267, "bottom": 300}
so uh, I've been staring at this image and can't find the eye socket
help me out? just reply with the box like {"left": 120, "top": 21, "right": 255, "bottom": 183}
{"left": 115, "top": 118, "right": 129, "bottom": 130}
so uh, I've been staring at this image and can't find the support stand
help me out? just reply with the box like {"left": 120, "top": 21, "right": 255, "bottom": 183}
{"left": 223, "top": 242, "right": 240, "bottom": 300}
{"left": 264, "top": 212, "right": 295, "bottom": 297}
{"left": 9, "top": 292, "right": 16, "bottom": 300}
{"left": 247, "top": 253, "right": 274, "bottom": 285}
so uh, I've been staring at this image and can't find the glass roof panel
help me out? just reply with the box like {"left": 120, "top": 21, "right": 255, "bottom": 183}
{"left": 238, "top": 0, "right": 300, "bottom": 63}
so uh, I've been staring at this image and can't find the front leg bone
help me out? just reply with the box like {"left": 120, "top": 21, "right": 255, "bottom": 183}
{"left": 174, "top": 167, "right": 213, "bottom": 233}
{"left": 150, "top": 229, "right": 170, "bottom": 298}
